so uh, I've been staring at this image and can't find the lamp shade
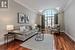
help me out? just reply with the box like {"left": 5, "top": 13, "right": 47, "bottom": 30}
{"left": 34, "top": 24, "right": 37, "bottom": 27}
{"left": 6, "top": 25, "right": 14, "bottom": 31}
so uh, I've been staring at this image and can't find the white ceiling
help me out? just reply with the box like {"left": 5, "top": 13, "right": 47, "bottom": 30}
{"left": 14, "top": 0, "right": 69, "bottom": 12}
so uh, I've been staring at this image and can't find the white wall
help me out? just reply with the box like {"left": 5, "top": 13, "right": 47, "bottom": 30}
{"left": 35, "top": 13, "right": 42, "bottom": 25}
{"left": 58, "top": 12, "right": 64, "bottom": 31}
{"left": 12, "top": 1, "right": 37, "bottom": 25}
{"left": 64, "top": 0, "right": 75, "bottom": 41}
{"left": 0, "top": 0, "right": 37, "bottom": 35}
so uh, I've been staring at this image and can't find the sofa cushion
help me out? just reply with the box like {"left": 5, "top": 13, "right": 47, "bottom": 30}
{"left": 19, "top": 25, "right": 31, "bottom": 32}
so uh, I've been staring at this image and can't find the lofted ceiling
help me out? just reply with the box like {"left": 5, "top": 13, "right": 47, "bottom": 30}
{"left": 14, "top": 0, "right": 69, "bottom": 12}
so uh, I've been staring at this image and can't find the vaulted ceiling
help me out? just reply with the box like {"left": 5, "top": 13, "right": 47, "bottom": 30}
{"left": 14, "top": 0, "right": 70, "bottom": 12}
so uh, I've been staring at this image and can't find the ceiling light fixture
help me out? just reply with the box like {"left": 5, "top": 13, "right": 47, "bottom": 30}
{"left": 56, "top": 7, "right": 60, "bottom": 11}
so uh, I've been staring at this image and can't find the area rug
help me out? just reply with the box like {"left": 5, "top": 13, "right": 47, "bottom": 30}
{"left": 20, "top": 34, "right": 56, "bottom": 50}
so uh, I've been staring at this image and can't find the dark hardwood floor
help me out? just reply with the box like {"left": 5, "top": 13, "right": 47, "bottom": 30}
{"left": 0, "top": 40, "right": 30, "bottom": 50}
{"left": 54, "top": 33, "right": 75, "bottom": 50}
{"left": 0, "top": 33, "right": 75, "bottom": 50}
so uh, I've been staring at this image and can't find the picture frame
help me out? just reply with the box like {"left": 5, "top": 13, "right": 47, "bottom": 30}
{"left": 0, "top": 0, "right": 8, "bottom": 8}
{"left": 18, "top": 13, "right": 29, "bottom": 24}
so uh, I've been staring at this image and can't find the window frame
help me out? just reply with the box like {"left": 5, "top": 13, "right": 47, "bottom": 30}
{"left": 42, "top": 9, "right": 57, "bottom": 27}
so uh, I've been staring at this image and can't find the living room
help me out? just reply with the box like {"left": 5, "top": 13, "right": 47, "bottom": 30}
{"left": 0, "top": 0, "right": 75, "bottom": 50}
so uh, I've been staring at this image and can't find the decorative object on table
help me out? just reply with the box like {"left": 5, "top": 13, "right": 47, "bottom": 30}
{"left": 35, "top": 32, "right": 44, "bottom": 41}
{"left": 18, "top": 12, "right": 29, "bottom": 24}
{"left": 35, "top": 24, "right": 44, "bottom": 41}
{"left": 0, "top": 0, "right": 8, "bottom": 8}
{"left": 6, "top": 25, "right": 14, "bottom": 31}
{"left": 36, "top": 24, "right": 41, "bottom": 31}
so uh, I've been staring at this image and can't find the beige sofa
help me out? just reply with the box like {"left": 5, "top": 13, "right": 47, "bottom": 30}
{"left": 14, "top": 25, "right": 39, "bottom": 41}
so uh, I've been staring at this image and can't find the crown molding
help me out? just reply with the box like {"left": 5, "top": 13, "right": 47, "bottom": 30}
{"left": 64, "top": 0, "right": 73, "bottom": 11}
{"left": 14, "top": 0, "right": 38, "bottom": 13}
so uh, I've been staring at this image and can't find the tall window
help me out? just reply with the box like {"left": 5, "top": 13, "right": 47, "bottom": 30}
{"left": 43, "top": 9, "right": 57, "bottom": 27}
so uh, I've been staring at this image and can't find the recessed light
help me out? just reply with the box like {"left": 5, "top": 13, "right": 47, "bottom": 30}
{"left": 56, "top": 7, "right": 60, "bottom": 10}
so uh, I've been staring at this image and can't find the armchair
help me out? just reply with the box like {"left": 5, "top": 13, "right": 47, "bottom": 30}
{"left": 49, "top": 24, "right": 60, "bottom": 34}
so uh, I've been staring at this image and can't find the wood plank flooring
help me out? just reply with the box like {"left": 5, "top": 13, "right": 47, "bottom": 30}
{"left": 0, "top": 40, "right": 30, "bottom": 50}
{"left": 0, "top": 33, "right": 75, "bottom": 50}
{"left": 54, "top": 33, "right": 75, "bottom": 50}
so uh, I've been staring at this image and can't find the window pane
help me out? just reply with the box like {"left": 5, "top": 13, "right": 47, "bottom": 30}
{"left": 43, "top": 9, "right": 57, "bottom": 27}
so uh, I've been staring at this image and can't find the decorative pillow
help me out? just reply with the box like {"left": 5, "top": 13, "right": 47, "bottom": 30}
{"left": 25, "top": 25, "right": 31, "bottom": 31}
{"left": 28, "top": 26, "right": 32, "bottom": 30}
{"left": 14, "top": 25, "right": 20, "bottom": 30}
{"left": 20, "top": 26, "right": 26, "bottom": 32}
{"left": 20, "top": 25, "right": 32, "bottom": 32}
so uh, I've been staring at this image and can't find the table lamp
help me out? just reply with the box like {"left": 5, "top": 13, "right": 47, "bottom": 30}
{"left": 34, "top": 24, "right": 37, "bottom": 28}
{"left": 6, "top": 25, "right": 14, "bottom": 31}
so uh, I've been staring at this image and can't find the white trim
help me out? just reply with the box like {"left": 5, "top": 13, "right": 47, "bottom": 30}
{"left": 0, "top": 37, "right": 13, "bottom": 45}
{"left": 65, "top": 31, "right": 75, "bottom": 42}
{"left": 64, "top": 0, "right": 73, "bottom": 11}
{"left": 14, "top": 0, "right": 37, "bottom": 13}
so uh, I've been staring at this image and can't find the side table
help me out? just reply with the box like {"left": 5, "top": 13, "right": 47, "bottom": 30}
{"left": 35, "top": 32, "right": 44, "bottom": 41}
{"left": 4, "top": 31, "right": 23, "bottom": 49}
{"left": 4, "top": 33, "right": 15, "bottom": 49}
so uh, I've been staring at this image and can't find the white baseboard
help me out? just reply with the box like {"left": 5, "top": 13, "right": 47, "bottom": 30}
{"left": 0, "top": 38, "right": 13, "bottom": 45}
{"left": 65, "top": 31, "right": 75, "bottom": 42}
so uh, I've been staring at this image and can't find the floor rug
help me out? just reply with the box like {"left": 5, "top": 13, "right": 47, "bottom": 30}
{"left": 20, "top": 34, "right": 56, "bottom": 50}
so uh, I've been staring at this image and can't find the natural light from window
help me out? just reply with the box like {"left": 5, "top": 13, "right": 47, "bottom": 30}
{"left": 43, "top": 9, "right": 57, "bottom": 27}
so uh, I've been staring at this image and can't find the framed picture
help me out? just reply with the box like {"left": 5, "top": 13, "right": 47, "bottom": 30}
{"left": 18, "top": 13, "right": 29, "bottom": 24}
{"left": 0, "top": 0, "right": 8, "bottom": 8}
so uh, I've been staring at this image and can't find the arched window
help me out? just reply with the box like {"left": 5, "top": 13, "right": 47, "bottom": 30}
{"left": 43, "top": 9, "right": 57, "bottom": 27}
